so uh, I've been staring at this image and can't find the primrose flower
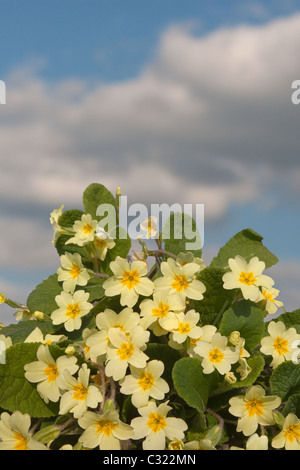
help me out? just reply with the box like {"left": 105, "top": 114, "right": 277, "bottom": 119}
{"left": 93, "top": 228, "right": 116, "bottom": 261}
{"left": 231, "top": 433, "right": 269, "bottom": 450}
{"left": 272, "top": 413, "right": 300, "bottom": 450}
{"left": 120, "top": 360, "right": 169, "bottom": 408}
{"left": 0, "top": 293, "right": 6, "bottom": 304}
{"left": 105, "top": 326, "right": 150, "bottom": 381}
{"left": 222, "top": 256, "right": 274, "bottom": 301}
{"left": 0, "top": 411, "right": 47, "bottom": 450}
{"left": 51, "top": 290, "right": 93, "bottom": 332}
{"left": 131, "top": 400, "right": 188, "bottom": 450}
{"left": 139, "top": 291, "right": 180, "bottom": 334}
{"left": 194, "top": 332, "right": 240, "bottom": 375}
{"left": 66, "top": 213, "right": 98, "bottom": 247}
{"left": 188, "top": 324, "right": 217, "bottom": 356}
{"left": 256, "top": 287, "right": 284, "bottom": 315}
{"left": 139, "top": 216, "right": 159, "bottom": 239}
{"left": 260, "top": 321, "right": 300, "bottom": 368}
{"left": 57, "top": 253, "right": 90, "bottom": 294}
{"left": 170, "top": 310, "right": 203, "bottom": 345}
{"left": 78, "top": 409, "right": 134, "bottom": 450}
{"left": 59, "top": 364, "right": 103, "bottom": 419}
{"left": 154, "top": 257, "right": 206, "bottom": 310}
{"left": 229, "top": 385, "right": 281, "bottom": 436}
{"left": 86, "top": 307, "right": 140, "bottom": 361}
{"left": 24, "top": 327, "right": 66, "bottom": 345}
{"left": 50, "top": 204, "right": 64, "bottom": 246}
{"left": 103, "top": 256, "right": 154, "bottom": 308}
{"left": 24, "top": 344, "right": 78, "bottom": 403}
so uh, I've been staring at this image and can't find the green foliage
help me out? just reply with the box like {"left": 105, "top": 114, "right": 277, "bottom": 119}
{"left": 0, "top": 181, "right": 298, "bottom": 451}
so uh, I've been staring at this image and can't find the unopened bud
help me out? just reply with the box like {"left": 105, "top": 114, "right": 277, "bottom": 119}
{"left": 225, "top": 371, "right": 237, "bottom": 384}
{"left": 33, "top": 425, "right": 60, "bottom": 445}
{"left": 65, "top": 345, "right": 76, "bottom": 356}
{"left": 229, "top": 331, "right": 241, "bottom": 346}
{"left": 34, "top": 311, "right": 45, "bottom": 320}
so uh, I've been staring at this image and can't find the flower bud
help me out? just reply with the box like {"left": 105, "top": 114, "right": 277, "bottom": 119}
{"left": 33, "top": 425, "right": 60, "bottom": 445}
{"left": 65, "top": 345, "right": 76, "bottom": 356}
{"left": 229, "top": 331, "right": 241, "bottom": 346}
{"left": 168, "top": 438, "right": 184, "bottom": 450}
{"left": 225, "top": 371, "right": 237, "bottom": 384}
{"left": 34, "top": 310, "right": 44, "bottom": 320}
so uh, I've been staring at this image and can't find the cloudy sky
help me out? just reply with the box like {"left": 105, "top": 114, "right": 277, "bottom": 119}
{"left": 1, "top": 0, "right": 300, "bottom": 324}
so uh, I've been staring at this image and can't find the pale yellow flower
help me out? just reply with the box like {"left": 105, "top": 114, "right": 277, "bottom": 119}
{"left": 260, "top": 321, "right": 300, "bottom": 368}
{"left": 272, "top": 413, "right": 300, "bottom": 450}
{"left": 229, "top": 385, "right": 281, "bottom": 436}
{"left": 57, "top": 253, "right": 90, "bottom": 294}
{"left": 66, "top": 213, "right": 98, "bottom": 247}
{"left": 51, "top": 290, "right": 93, "bottom": 332}
{"left": 0, "top": 411, "right": 47, "bottom": 450}
{"left": 194, "top": 332, "right": 240, "bottom": 375}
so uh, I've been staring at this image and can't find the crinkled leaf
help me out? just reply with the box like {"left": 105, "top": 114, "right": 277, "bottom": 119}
{"left": 82, "top": 183, "right": 116, "bottom": 220}
{"left": 219, "top": 300, "right": 265, "bottom": 352}
{"left": 27, "top": 274, "right": 62, "bottom": 315}
{"left": 211, "top": 228, "right": 278, "bottom": 269}
{"left": 162, "top": 212, "right": 203, "bottom": 258}
{"left": 0, "top": 320, "right": 58, "bottom": 344}
{"left": 270, "top": 361, "right": 300, "bottom": 400}
{"left": 272, "top": 309, "right": 300, "bottom": 334}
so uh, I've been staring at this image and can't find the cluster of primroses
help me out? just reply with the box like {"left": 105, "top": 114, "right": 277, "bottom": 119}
{"left": 0, "top": 208, "right": 300, "bottom": 451}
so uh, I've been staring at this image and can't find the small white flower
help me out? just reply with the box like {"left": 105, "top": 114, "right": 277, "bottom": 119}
{"left": 24, "top": 344, "right": 78, "bottom": 403}
{"left": 139, "top": 291, "right": 179, "bottom": 334}
{"left": 260, "top": 321, "right": 300, "bottom": 368}
{"left": 103, "top": 256, "right": 154, "bottom": 308}
{"left": 59, "top": 364, "right": 103, "bottom": 418}
{"left": 272, "top": 413, "right": 300, "bottom": 450}
{"left": 194, "top": 332, "right": 240, "bottom": 375}
{"left": 139, "top": 216, "right": 159, "bottom": 239}
{"left": 51, "top": 290, "right": 93, "bottom": 332}
{"left": 66, "top": 214, "right": 98, "bottom": 247}
{"left": 24, "top": 327, "right": 66, "bottom": 345}
{"left": 170, "top": 310, "right": 203, "bottom": 345}
{"left": 78, "top": 409, "right": 134, "bottom": 450}
{"left": 229, "top": 385, "right": 281, "bottom": 436}
{"left": 57, "top": 253, "right": 90, "bottom": 294}
{"left": 0, "top": 411, "right": 48, "bottom": 450}
{"left": 131, "top": 401, "right": 188, "bottom": 450}
{"left": 188, "top": 324, "right": 217, "bottom": 356}
{"left": 222, "top": 256, "right": 274, "bottom": 301}
{"left": 120, "top": 360, "right": 169, "bottom": 408}
{"left": 256, "top": 287, "right": 284, "bottom": 315}
{"left": 105, "top": 326, "right": 150, "bottom": 381}
{"left": 50, "top": 204, "right": 64, "bottom": 246}
{"left": 86, "top": 307, "right": 140, "bottom": 361}
{"left": 154, "top": 258, "right": 206, "bottom": 309}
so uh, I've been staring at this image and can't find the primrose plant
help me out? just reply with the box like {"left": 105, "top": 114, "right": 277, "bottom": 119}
{"left": 0, "top": 183, "right": 300, "bottom": 451}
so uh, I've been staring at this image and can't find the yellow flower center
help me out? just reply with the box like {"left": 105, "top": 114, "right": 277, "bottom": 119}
{"left": 152, "top": 302, "right": 170, "bottom": 318}
{"left": 121, "top": 270, "right": 140, "bottom": 289}
{"left": 238, "top": 271, "right": 257, "bottom": 286}
{"left": 245, "top": 398, "right": 264, "bottom": 417}
{"left": 284, "top": 424, "right": 300, "bottom": 443}
{"left": 66, "top": 303, "right": 81, "bottom": 319}
{"left": 95, "top": 238, "right": 106, "bottom": 248}
{"left": 147, "top": 412, "right": 167, "bottom": 433}
{"left": 209, "top": 348, "right": 224, "bottom": 364}
{"left": 44, "top": 363, "right": 59, "bottom": 383}
{"left": 72, "top": 383, "right": 88, "bottom": 401}
{"left": 13, "top": 432, "right": 28, "bottom": 450}
{"left": 137, "top": 372, "right": 155, "bottom": 392}
{"left": 262, "top": 290, "right": 275, "bottom": 302}
{"left": 68, "top": 264, "right": 81, "bottom": 279}
{"left": 117, "top": 342, "right": 134, "bottom": 361}
{"left": 96, "top": 419, "right": 117, "bottom": 436}
{"left": 177, "top": 322, "right": 191, "bottom": 335}
{"left": 171, "top": 274, "right": 189, "bottom": 293}
{"left": 83, "top": 223, "right": 93, "bottom": 234}
{"left": 273, "top": 336, "right": 289, "bottom": 355}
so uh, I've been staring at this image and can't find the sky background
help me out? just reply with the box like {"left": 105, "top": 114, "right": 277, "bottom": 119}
{"left": 1, "top": 0, "right": 300, "bottom": 324}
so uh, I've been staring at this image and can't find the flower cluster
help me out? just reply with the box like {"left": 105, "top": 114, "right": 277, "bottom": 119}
{"left": 0, "top": 183, "right": 299, "bottom": 451}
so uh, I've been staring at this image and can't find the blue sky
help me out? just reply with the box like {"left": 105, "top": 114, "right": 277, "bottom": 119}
{"left": 1, "top": 1, "right": 300, "bottom": 323}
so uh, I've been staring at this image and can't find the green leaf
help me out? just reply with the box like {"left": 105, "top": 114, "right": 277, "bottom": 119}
{"left": 82, "top": 183, "right": 116, "bottom": 220}
{"left": 0, "top": 320, "right": 58, "bottom": 344}
{"left": 282, "top": 394, "right": 300, "bottom": 417}
{"left": 219, "top": 300, "right": 265, "bottom": 352}
{"left": 162, "top": 212, "right": 203, "bottom": 258}
{"left": 84, "top": 277, "right": 105, "bottom": 302}
{"left": 58, "top": 209, "right": 84, "bottom": 228}
{"left": 0, "top": 343, "right": 59, "bottom": 417}
{"left": 270, "top": 361, "right": 300, "bottom": 400}
{"left": 27, "top": 274, "right": 62, "bottom": 315}
{"left": 55, "top": 234, "right": 87, "bottom": 258}
{"left": 211, "top": 228, "right": 278, "bottom": 269}
{"left": 272, "top": 309, "right": 300, "bottom": 334}
{"left": 193, "top": 267, "right": 236, "bottom": 326}
{"left": 172, "top": 357, "right": 218, "bottom": 413}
